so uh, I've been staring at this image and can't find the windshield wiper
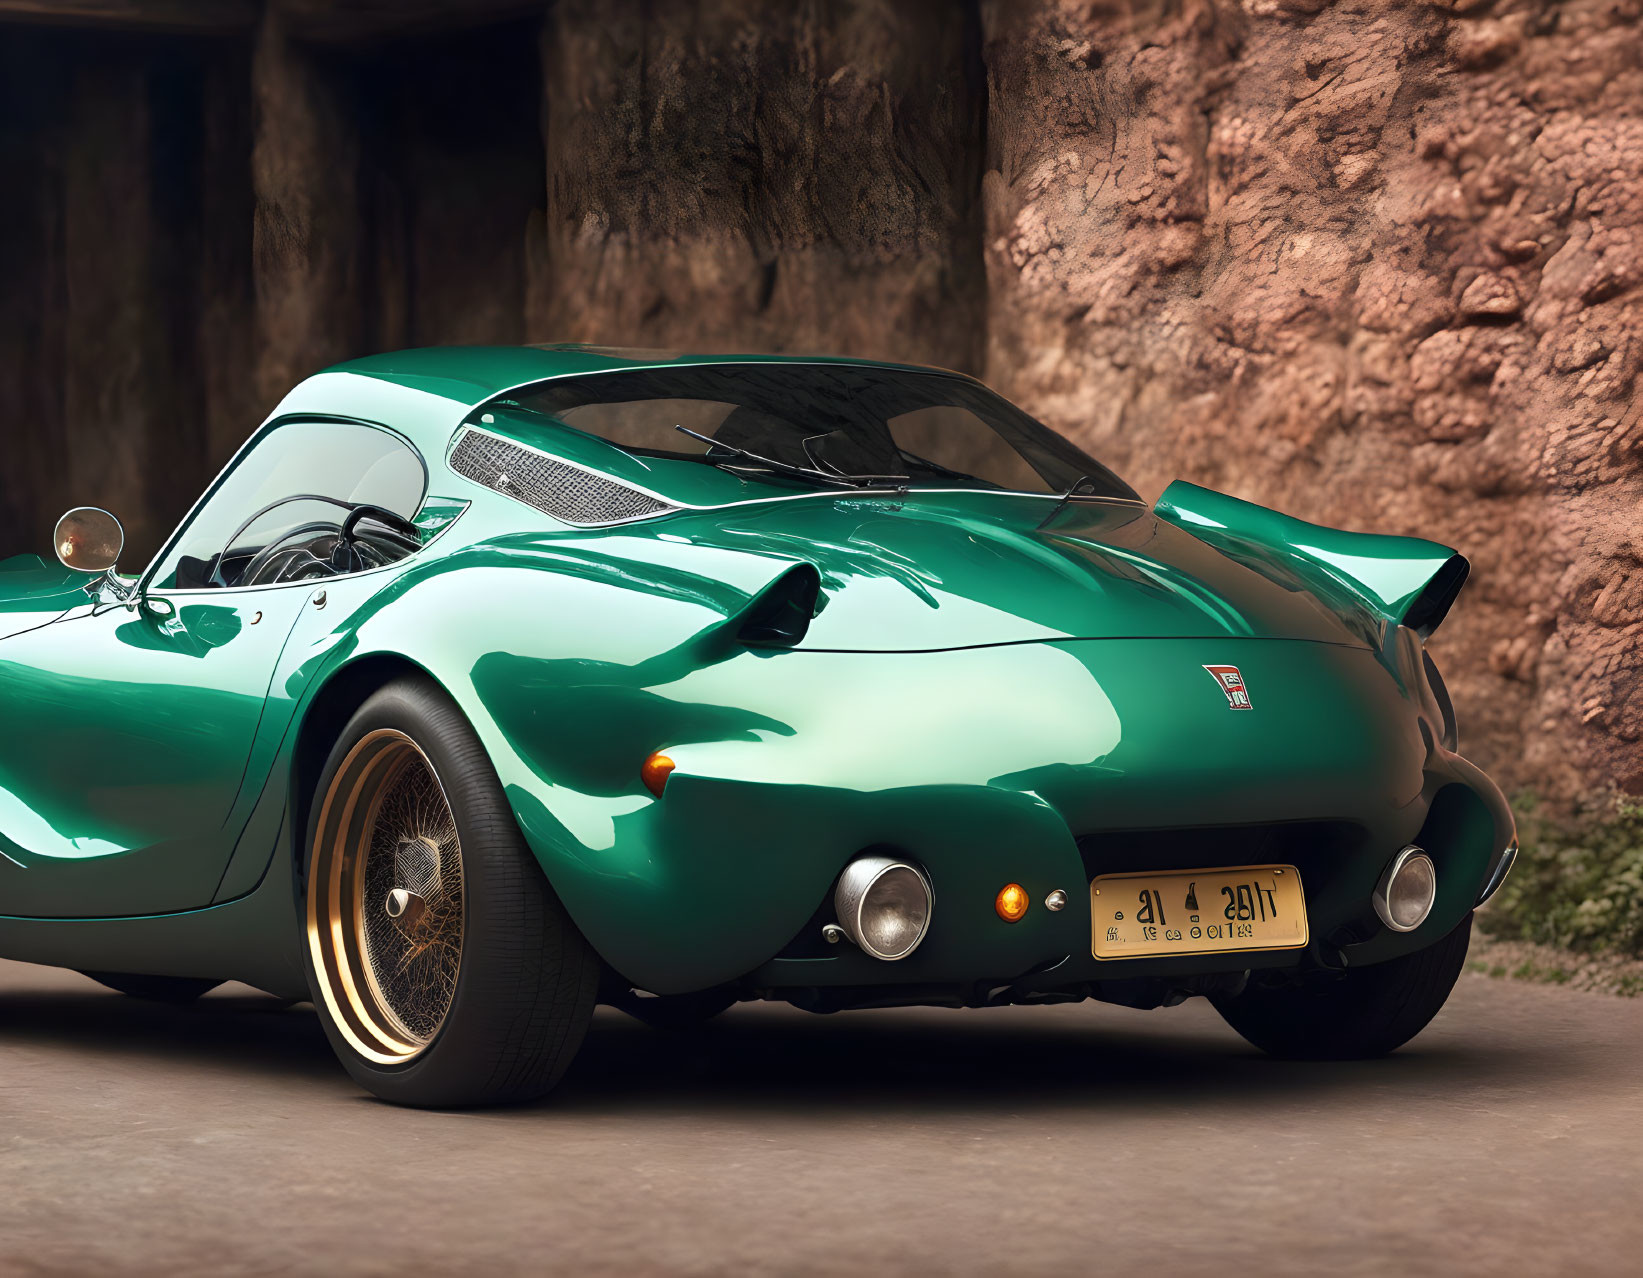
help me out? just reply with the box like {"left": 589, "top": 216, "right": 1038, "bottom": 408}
{"left": 675, "top": 426, "right": 906, "bottom": 490}
{"left": 1037, "top": 474, "right": 1109, "bottom": 529}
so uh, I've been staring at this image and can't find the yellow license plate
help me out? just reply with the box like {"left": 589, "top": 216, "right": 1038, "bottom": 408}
{"left": 1090, "top": 864, "right": 1308, "bottom": 959}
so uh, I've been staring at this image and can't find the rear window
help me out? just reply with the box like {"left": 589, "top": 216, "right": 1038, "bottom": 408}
{"left": 509, "top": 363, "right": 1136, "bottom": 499}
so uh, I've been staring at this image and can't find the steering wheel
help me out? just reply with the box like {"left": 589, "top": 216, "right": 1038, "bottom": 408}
{"left": 214, "top": 496, "right": 422, "bottom": 589}
{"left": 211, "top": 494, "right": 352, "bottom": 588}
{"left": 236, "top": 521, "right": 350, "bottom": 588}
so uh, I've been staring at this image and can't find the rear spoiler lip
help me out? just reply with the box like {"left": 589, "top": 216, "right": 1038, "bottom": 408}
{"left": 1399, "top": 553, "right": 1470, "bottom": 638}
{"left": 1155, "top": 480, "right": 1469, "bottom": 639}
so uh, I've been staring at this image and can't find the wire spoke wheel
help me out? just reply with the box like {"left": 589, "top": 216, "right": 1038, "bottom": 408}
{"left": 307, "top": 729, "right": 465, "bottom": 1066}
{"left": 302, "top": 678, "right": 598, "bottom": 1106}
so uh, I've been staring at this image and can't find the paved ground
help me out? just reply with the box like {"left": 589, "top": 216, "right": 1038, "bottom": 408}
{"left": 2, "top": 959, "right": 1640, "bottom": 1277}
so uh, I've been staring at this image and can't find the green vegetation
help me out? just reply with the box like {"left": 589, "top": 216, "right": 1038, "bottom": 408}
{"left": 1480, "top": 796, "right": 1643, "bottom": 956}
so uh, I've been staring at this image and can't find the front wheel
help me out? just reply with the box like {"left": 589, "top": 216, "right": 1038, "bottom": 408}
{"left": 1212, "top": 913, "right": 1473, "bottom": 1059}
{"left": 303, "top": 677, "right": 598, "bottom": 1107}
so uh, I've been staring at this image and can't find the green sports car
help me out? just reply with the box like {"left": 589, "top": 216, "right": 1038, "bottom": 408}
{"left": 0, "top": 346, "right": 1516, "bottom": 1106}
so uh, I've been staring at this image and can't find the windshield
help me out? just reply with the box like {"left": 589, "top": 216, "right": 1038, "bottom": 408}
{"left": 507, "top": 364, "right": 1137, "bottom": 499}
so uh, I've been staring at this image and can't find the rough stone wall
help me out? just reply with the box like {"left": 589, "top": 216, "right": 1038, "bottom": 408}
{"left": 982, "top": 0, "right": 1643, "bottom": 797}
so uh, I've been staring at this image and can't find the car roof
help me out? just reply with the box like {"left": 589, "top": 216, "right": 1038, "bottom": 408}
{"left": 266, "top": 345, "right": 971, "bottom": 459}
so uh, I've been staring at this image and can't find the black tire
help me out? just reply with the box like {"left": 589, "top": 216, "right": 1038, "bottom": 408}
{"left": 609, "top": 986, "right": 737, "bottom": 1030}
{"left": 81, "top": 972, "right": 221, "bottom": 1004}
{"left": 302, "top": 676, "right": 598, "bottom": 1107}
{"left": 1212, "top": 913, "right": 1473, "bottom": 1060}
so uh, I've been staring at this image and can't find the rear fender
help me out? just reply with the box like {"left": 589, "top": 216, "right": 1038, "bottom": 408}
{"left": 259, "top": 541, "right": 825, "bottom": 976}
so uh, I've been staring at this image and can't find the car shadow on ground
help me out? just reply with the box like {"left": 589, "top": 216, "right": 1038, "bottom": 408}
{"left": 0, "top": 971, "right": 1600, "bottom": 1118}
{"left": 553, "top": 1003, "right": 1576, "bottom": 1119}
{"left": 0, "top": 979, "right": 342, "bottom": 1083}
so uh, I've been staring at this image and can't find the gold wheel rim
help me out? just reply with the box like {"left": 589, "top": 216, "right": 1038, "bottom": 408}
{"left": 306, "top": 729, "right": 465, "bottom": 1066}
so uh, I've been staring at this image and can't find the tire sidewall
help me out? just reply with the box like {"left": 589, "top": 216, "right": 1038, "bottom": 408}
{"left": 301, "top": 675, "right": 592, "bottom": 1105}
{"left": 1213, "top": 912, "right": 1474, "bottom": 1059}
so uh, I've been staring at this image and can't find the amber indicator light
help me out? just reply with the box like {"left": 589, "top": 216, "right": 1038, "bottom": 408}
{"left": 995, "top": 882, "right": 1029, "bottom": 923}
{"left": 640, "top": 752, "right": 676, "bottom": 797}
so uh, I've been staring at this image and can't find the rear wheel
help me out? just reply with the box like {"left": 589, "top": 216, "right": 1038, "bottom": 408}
{"left": 1212, "top": 913, "right": 1473, "bottom": 1059}
{"left": 81, "top": 972, "right": 220, "bottom": 1004}
{"left": 303, "top": 677, "right": 598, "bottom": 1107}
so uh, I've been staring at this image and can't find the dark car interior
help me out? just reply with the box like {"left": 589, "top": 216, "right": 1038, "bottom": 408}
{"left": 173, "top": 499, "right": 424, "bottom": 589}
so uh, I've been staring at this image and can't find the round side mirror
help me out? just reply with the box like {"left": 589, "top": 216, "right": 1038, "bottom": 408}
{"left": 54, "top": 507, "right": 124, "bottom": 574}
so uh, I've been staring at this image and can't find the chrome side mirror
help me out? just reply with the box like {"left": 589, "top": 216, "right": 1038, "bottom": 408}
{"left": 54, "top": 507, "right": 124, "bottom": 575}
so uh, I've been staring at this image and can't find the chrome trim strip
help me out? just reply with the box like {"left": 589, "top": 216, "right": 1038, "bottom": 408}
{"left": 448, "top": 425, "right": 1146, "bottom": 521}
{"left": 1476, "top": 837, "right": 1519, "bottom": 907}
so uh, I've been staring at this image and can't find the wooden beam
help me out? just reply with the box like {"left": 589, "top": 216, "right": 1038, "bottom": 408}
{"left": 250, "top": 7, "right": 368, "bottom": 406}
{"left": 273, "top": 0, "right": 545, "bottom": 44}
{"left": 0, "top": 1, "right": 541, "bottom": 39}
{"left": 0, "top": 1, "right": 256, "bottom": 34}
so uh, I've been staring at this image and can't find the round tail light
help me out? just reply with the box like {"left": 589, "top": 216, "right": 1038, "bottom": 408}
{"left": 1374, "top": 846, "right": 1437, "bottom": 932}
{"left": 833, "top": 856, "right": 933, "bottom": 961}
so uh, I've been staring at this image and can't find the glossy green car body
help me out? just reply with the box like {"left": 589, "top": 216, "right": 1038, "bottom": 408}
{"left": 0, "top": 346, "right": 1514, "bottom": 1010}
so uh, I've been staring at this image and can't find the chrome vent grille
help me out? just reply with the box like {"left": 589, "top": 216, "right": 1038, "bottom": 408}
{"left": 449, "top": 429, "right": 673, "bottom": 526}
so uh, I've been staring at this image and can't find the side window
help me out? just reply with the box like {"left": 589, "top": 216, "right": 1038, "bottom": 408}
{"left": 149, "top": 421, "right": 427, "bottom": 591}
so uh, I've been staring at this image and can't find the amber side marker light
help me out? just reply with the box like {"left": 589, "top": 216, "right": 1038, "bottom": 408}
{"left": 641, "top": 752, "right": 676, "bottom": 797}
{"left": 995, "top": 883, "right": 1029, "bottom": 923}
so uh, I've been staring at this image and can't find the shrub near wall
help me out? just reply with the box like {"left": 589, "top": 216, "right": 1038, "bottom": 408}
{"left": 1482, "top": 797, "right": 1643, "bottom": 958}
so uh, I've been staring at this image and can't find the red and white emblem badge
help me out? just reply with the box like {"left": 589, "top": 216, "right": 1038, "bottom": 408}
{"left": 1203, "top": 664, "right": 1252, "bottom": 710}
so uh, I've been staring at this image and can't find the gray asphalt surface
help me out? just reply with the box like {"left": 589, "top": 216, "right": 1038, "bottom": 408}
{"left": 2, "top": 958, "right": 1640, "bottom": 1277}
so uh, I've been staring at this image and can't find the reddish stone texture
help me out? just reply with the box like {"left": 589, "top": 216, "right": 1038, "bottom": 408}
{"left": 982, "top": 0, "right": 1643, "bottom": 799}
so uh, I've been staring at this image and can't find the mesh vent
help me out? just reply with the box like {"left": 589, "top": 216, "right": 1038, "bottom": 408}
{"left": 449, "top": 429, "right": 672, "bottom": 526}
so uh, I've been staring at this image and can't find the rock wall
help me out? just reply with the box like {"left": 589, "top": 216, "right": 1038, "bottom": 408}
{"left": 0, "top": 0, "right": 1636, "bottom": 799}
{"left": 982, "top": 0, "right": 1643, "bottom": 799}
